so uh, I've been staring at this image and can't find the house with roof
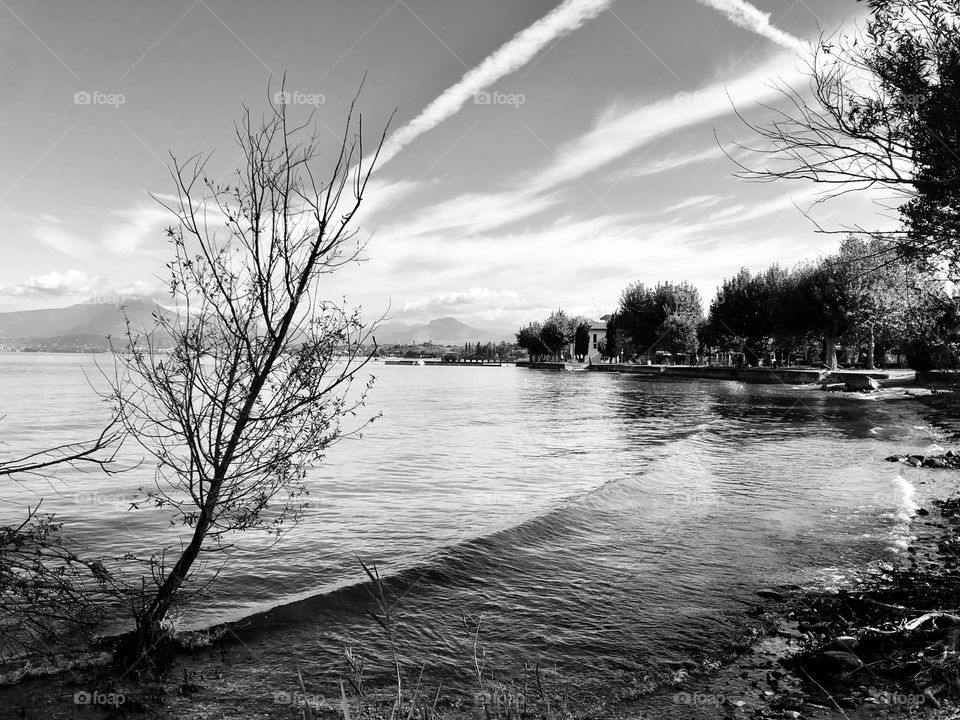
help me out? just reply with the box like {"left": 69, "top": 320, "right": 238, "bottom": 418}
{"left": 568, "top": 316, "right": 610, "bottom": 363}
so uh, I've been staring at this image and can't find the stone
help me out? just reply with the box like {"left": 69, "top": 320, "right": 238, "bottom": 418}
{"left": 923, "top": 457, "right": 948, "bottom": 468}
{"left": 821, "top": 650, "right": 864, "bottom": 668}
{"left": 917, "top": 508, "right": 930, "bottom": 516}
{"left": 885, "top": 455, "right": 902, "bottom": 462}
{"left": 844, "top": 375, "right": 880, "bottom": 391}
{"left": 828, "top": 635, "right": 858, "bottom": 650}
{"left": 756, "top": 588, "right": 786, "bottom": 601}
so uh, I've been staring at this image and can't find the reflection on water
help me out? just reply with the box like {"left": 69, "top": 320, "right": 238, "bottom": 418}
{"left": 0, "top": 355, "right": 945, "bottom": 698}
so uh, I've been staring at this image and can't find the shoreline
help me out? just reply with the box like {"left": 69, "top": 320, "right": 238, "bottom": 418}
{"left": 1, "top": 383, "right": 958, "bottom": 718}
{"left": 612, "top": 386, "right": 960, "bottom": 719}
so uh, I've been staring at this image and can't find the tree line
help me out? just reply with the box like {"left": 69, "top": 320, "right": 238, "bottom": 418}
{"left": 519, "top": 235, "right": 958, "bottom": 371}
{"left": 515, "top": 309, "right": 593, "bottom": 362}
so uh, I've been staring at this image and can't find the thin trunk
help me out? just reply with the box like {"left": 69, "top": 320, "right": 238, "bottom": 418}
{"left": 866, "top": 324, "right": 875, "bottom": 370}
{"left": 143, "top": 507, "right": 214, "bottom": 634}
{"left": 825, "top": 336, "right": 838, "bottom": 371}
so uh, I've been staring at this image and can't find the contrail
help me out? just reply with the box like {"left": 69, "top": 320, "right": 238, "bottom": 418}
{"left": 695, "top": 0, "right": 804, "bottom": 50}
{"left": 370, "top": 0, "right": 613, "bottom": 169}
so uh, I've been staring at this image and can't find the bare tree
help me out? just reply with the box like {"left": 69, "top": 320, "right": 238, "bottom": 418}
{"left": 0, "top": 422, "right": 122, "bottom": 659}
{"left": 728, "top": 0, "right": 960, "bottom": 274}
{"left": 107, "top": 89, "right": 389, "bottom": 668}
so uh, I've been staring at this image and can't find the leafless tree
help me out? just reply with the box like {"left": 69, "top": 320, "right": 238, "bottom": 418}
{"left": 727, "top": 0, "right": 960, "bottom": 275}
{"left": 107, "top": 87, "right": 390, "bottom": 669}
{"left": 0, "top": 422, "right": 122, "bottom": 659}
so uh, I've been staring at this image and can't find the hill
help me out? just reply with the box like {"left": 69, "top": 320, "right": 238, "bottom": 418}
{"left": 373, "top": 317, "right": 514, "bottom": 345}
{"left": 0, "top": 299, "right": 169, "bottom": 350}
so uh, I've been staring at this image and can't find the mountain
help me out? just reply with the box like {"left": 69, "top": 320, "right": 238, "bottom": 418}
{"left": 373, "top": 317, "right": 514, "bottom": 345}
{"left": 0, "top": 299, "right": 168, "bottom": 349}
{"left": 0, "top": 303, "right": 515, "bottom": 350}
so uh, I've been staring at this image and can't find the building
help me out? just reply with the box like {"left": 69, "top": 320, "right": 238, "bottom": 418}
{"left": 569, "top": 317, "right": 610, "bottom": 363}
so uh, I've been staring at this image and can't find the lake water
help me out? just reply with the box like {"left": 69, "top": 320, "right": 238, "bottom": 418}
{"left": 0, "top": 353, "right": 946, "bottom": 703}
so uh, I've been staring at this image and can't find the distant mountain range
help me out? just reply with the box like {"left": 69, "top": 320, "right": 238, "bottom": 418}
{"left": 0, "top": 302, "right": 514, "bottom": 350}
{"left": 373, "top": 317, "right": 514, "bottom": 345}
{"left": 0, "top": 299, "right": 167, "bottom": 350}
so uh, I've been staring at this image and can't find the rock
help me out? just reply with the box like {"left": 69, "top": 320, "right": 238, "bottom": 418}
{"left": 923, "top": 456, "right": 947, "bottom": 468}
{"left": 907, "top": 456, "right": 924, "bottom": 467}
{"left": 844, "top": 375, "right": 880, "bottom": 391}
{"left": 885, "top": 455, "right": 902, "bottom": 462}
{"left": 782, "top": 712, "right": 801, "bottom": 720}
{"left": 917, "top": 507, "right": 930, "bottom": 516}
{"left": 821, "top": 650, "right": 864, "bottom": 668}
{"left": 797, "top": 621, "right": 830, "bottom": 634}
{"left": 828, "top": 635, "right": 858, "bottom": 650}
{"left": 756, "top": 588, "right": 786, "bottom": 601}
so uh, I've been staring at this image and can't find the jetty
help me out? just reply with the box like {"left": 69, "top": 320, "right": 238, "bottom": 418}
{"left": 383, "top": 358, "right": 502, "bottom": 367}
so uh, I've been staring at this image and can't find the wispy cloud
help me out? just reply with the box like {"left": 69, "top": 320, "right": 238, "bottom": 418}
{"left": 624, "top": 146, "right": 724, "bottom": 178}
{"left": 371, "top": 0, "right": 613, "bottom": 169}
{"left": 695, "top": 0, "right": 805, "bottom": 50}
{"left": 660, "top": 195, "right": 726, "bottom": 213}
{"left": 525, "top": 50, "right": 806, "bottom": 192}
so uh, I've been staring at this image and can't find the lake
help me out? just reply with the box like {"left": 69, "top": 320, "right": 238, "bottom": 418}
{"left": 0, "top": 353, "right": 941, "bottom": 704}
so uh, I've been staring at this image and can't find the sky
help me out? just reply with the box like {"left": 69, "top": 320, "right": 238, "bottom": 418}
{"left": 0, "top": 0, "right": 882, "bottom": 329}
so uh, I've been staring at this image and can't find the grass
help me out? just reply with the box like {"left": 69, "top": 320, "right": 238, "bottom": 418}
{"left": 291, "top": 557, "right": 577, "bottom": 720}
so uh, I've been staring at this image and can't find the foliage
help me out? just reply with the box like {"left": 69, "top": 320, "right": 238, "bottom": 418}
{"left": 574, "top": 322, "right": 590, "bottom": 360}
{"left": 617, "top": 281, "right": 703, "bottom": 359}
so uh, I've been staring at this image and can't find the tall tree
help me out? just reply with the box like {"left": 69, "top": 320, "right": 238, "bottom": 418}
{"left": 618, "top": 282, "right": 703, "bottom": 361}
{"left": 707, "top": 268, "right": 771, "bottom": 363}
{"left": 732, "top": 0, "right": 960, "bottom": 275}
{"left": 108, "top": 91, "right": 388, "bottom": 668}
{"left": 540, "top": 309, "right": 575, "bottom": 360}
{"left": 574, "top": 322, "right": 590, "bottom": 361}
{"left": 516, "top": 322, "right": 549, "bottom": 362}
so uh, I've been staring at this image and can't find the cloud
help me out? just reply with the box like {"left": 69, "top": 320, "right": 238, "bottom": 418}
{"left": 102, "top": 206, "right": 171, "bottom": 256}
{"left": 0, "top": 270, "right": 160, "bottom": 303}
{"left": 370, "top": 0, "right": 612, "bottom": 169}
{"left": 398, "top": 288, "right": 533, "bottom": 325}
{"left": 0, "top": 269, "right": 106, "bottom": 297}
{"left": 624, "top": 146, "right": 725, "bottom": 178}
{"left": 660, "top": 195, "right": 726, "bottom": 213}
{"left": 26, "top": 205, "right": 171, "bottom": 259}
{"left": 525, "top": 50, "right": 807, "bottom": 192}
{"left": 695, "top": 0, "right": 805, "bottom": 50}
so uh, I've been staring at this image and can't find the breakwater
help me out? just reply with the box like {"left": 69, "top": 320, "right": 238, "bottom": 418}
{"left": 588, "top": 363, "right": 825, "bottom": 384}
